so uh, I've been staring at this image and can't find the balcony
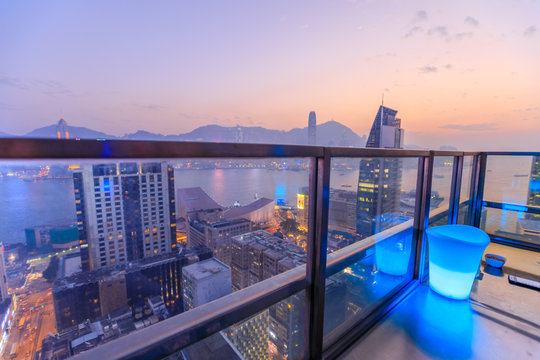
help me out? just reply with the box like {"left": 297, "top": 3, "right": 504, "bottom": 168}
{"left": 0, "top": 139, "right": 538, "bottom": 360}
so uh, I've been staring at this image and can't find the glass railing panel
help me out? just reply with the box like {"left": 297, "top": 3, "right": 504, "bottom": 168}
{"left": 481, "top": 155, "right": 540, "bottom": 246}
{"left": 0, "top": 157, "right": 310, "bottom": 359}
{"left": 428, "top": 156, "right": 454, "bottom": 227}
{"left": 480, "top": 207, "right": 540, "bottom": 246}
{"left": 457, "top": 156, "right": 473, "bottom": 225}
{"left": 171, "top": 290, "right": 306, "bottom": 360}
{"left": 484, "top": 156, "right": 536, "bottom": 205}
{"left": 322, "top": 157, "right": 419, "bottom": 349}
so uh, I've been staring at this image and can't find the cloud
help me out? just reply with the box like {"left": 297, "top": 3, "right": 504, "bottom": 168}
{"left": 33, "top": 79, "right": 74, "bottom": 96}
{"left": 464, "top": 16, "right": 479, "bottom": 27}
{"left": 412, "top": 10, "right": 428, "bottom": 23}
{"left": 418, "top": 65, "right": 438, "bottom": 73}
{"left": 403, "top": 26, "right": 423, "bottom": 38}
{"left": 0, "top": 75, "right": 27, "bottom": 90}
{"left": 440, "top": 123, "right": 498, "bottom": 131}
{"left": 301, "top": 23, "right": 309, "bottom": 29}
{"left": 428, "top": 26, "right": 449, "bottom": 37}
{"left": 0, "top": 76, "right": 74, "bottom": 96}
{"left": 445, "top": 64, "right": 453, "bottom": 70}
{"left": 524, "top": 26, "right": 537, "bottom": 37}
{"left": 140, "top": 104, "right": 163, "bottom": 111}
{"left": 454, "top": 31, "right": 474, "bottom": 41}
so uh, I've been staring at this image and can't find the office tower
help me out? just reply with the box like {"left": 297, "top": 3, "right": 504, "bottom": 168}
{"left": 73, "top": 162, "right": 177, "bottom": 271}
{"left": 182, "top": 258, "right": 232, "bottom": 311}
{"left": 356, "top": 106, "right": 404, "bottom": 238}
{"left": 308, "top": 111, "right": 316, "bottom": 145}
{"left": 57, "top": 116, "right": 69, "bottom": 139}
{"left": 365, "top": 105, "right": 404, "bottom": 148}
{"left": 0, "top": 243, "right": 8, "bottom": 302}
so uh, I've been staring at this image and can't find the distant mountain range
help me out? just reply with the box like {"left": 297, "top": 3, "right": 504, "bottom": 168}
{"left": 1, "top": 120, "right": 368, "bottom": 147}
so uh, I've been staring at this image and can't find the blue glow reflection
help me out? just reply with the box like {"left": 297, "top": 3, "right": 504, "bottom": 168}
{"left": 375, "top": 229, "right": 412, "bottom": 276}
{"left": 393, "top": 286, "right": 474, "bottom": 359}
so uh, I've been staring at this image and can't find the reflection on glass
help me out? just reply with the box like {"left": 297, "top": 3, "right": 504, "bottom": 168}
{"left": 484, "top": 156, "right": 534, "bottom": 205}
{"left": 481, "top": 156, "right": 540, "bottom": 245}
{"left": 0, "top": 158, "right": 309, "bottom": 359}
{"left": 428, "top": 156, "right": 454, "bottom": 227}
{"left": 176, "top": 291, "right": 306, "bottom": 360}
{"left": 323, "top": 157, "right": 418, "bottom": 347}
{"left": 457, "top": 156, "right": 473, "bottom": 225}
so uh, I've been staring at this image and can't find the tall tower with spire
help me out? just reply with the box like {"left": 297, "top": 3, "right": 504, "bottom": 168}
{"left": 356, "top": 104, "right": 405, "bottom": 237}
{"left": 57, "top": 116, "right": 69, "bottom": 139}
{"left": 308, "top": 111, "right": 316, "bottom": 145}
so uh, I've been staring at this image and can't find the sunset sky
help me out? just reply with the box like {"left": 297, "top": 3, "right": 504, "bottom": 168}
{"left": 1, "top": 0, "right": 539, "bottom": 150}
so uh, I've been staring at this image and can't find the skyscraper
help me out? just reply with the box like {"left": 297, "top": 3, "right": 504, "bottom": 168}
{"left": 57, "top": 116, "right": 69, "bottom": 139}
{"left": 356, "top": 105, "right": 404, "bottom": 238}
{"left": 527, "top": 156, "right": 540, "bottom": 211}
{"left": 73, "top": 162, "right": 177, "bottom": 270}
{"left": 308, "top": 111, "right": 316, "bottom": 145}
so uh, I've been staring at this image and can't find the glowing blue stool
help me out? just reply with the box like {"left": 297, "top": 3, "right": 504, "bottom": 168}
{"left": 426, "top": 225, "right": 490, "bottom": 300}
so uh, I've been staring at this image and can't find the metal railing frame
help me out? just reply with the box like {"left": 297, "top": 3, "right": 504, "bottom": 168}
{"left": 0, "top": 139, "right": 538, "bottom": 359}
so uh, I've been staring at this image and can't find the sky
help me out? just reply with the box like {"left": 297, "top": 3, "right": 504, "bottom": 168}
{"left": 0, "top": 0, "right": 539, "bottom": 150}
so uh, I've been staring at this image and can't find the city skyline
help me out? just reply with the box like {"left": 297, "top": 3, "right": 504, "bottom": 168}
{"left": 1, "top": 1, "right": 539, "bottom": 150}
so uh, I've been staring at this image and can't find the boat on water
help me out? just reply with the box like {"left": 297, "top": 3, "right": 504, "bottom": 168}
{"left": 513, "top": 174, "right": 529, "bottom": 178}
{"left": 433, "top": 174, "right": 444, "bottom": 179}
{"left": 341, "top": 184, "right": 353, "bottom": 188}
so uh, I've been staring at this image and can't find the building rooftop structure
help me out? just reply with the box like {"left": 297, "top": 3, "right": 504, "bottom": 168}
{"left": 177, "top": 187, "right": 224, "bottom": 217}
{"left": 182, "top": 258, "right": 230, "bottom": 281}
{"left": 223, "top": 197, "right": 274, "bottom": 220}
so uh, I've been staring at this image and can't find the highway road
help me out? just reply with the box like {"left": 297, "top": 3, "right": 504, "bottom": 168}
{"left": 1, "top": 263, "right": 56, "bottom": 360}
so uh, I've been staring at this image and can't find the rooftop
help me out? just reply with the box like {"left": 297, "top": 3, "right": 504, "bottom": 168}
{"left": 182, "top": 258, "right": 230, "bottom": 281}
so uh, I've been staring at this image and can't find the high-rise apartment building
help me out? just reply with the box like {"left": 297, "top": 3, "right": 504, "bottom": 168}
{"left": 0, "top": 243, "right": 8, "bottom": 302}
{"left": 356, "top": 106, "right": 404, "bottom": 238}
{"left": 73, "top": 162, "right": 177, "bottom": 271}
{"left": 182, "top": 258, "right": 232, "bottom": 311}
{"left": 308, "top": 111, "right": 316, "bottom": 145}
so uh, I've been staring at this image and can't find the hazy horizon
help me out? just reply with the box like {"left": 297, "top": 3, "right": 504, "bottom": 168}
{"left": 1, "top": 1, "right": 539, "bottom": 151}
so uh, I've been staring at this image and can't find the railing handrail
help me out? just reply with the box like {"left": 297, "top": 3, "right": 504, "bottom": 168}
{"left": 0, "top": 138, "right": 480, "bottom": 159}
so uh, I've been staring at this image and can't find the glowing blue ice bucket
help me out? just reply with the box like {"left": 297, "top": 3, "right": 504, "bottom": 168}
{"left": 426, "top": 225, "right": 490, "bottom": 300}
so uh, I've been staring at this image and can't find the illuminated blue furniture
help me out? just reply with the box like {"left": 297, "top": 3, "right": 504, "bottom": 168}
{"left": 426, "top": 225, "right": 490, "bottom": 300}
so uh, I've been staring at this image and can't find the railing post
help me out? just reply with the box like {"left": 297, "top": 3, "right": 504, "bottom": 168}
{"left": 448, "top": 155, "right": 464, "bottom": 224}
{"left": 413, "top": 153, "right": 433, "bottom": 281}
{"left": 471, "top": 153, "right": 487, "bottom": 228}
{"left": 305, "top": 153, "right": 330, "bottom": 359}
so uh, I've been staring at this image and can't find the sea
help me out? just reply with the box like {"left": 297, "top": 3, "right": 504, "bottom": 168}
{"left": 0, "top": 156, "right": 532, "bottom": 245}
